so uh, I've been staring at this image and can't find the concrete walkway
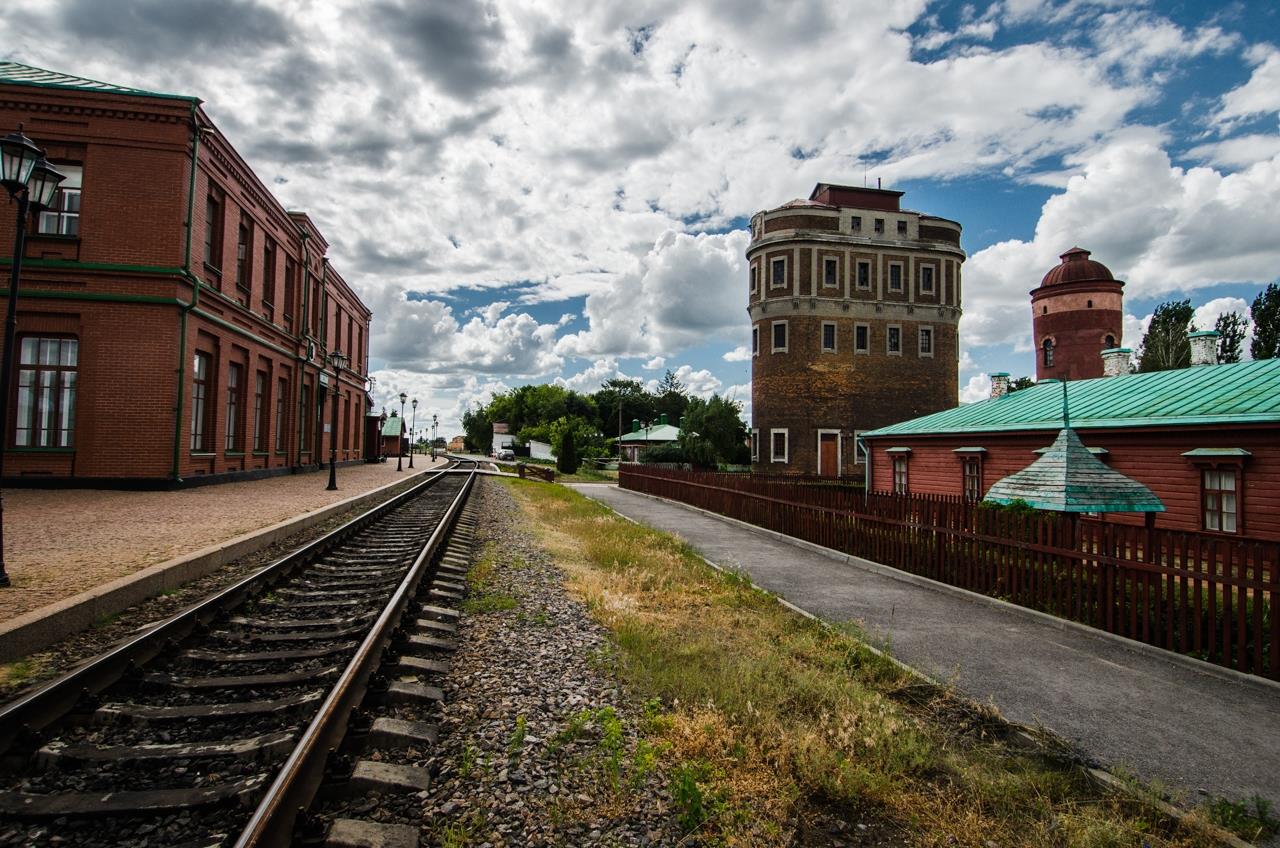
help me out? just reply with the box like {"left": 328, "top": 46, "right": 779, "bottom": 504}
{"left": 571, "top": 484, "right": 1280, "bottom": 811}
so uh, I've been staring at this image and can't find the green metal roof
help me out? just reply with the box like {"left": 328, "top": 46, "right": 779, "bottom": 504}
{"left": 381, "top": 415, "right": 404, "bottom": 437}
{"left": 864, "top": 359, "right": 1280, "bottom": 438}
{"left": 984, "top": 428, "right": 1165, "bottom": 513}
{"left": 618, "top": 424, "right": 681, "bottom": 443}
{"left": 0, "top": 61, "right": 197, "bottom": 102}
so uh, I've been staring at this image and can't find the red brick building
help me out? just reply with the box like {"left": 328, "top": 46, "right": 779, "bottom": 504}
{"left": 0, "top": 62, "right": 371, "bottom": 486}
{"left": 1033, "top": 247, "right": 1124, "bottom": 381}
{"left": 748, "top": 183, "right": 964, "bottom": 476}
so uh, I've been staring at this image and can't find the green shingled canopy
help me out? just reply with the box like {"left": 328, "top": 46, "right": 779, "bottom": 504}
{"left": 0, "top": 61, "right": 197, "bottom": 102}
{"left": 618, "top": 424, "right": 682, "bottom": 443}
{"left": 984, "top": 427, "right": 1165, "bottom": 513}
{"left": 381, "top": 415, "right": 404, "bottom": 437}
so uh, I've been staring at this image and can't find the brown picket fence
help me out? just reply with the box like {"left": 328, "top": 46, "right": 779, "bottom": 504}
{"left": 619, "top": 465, "right": 1280, "bottom": 680}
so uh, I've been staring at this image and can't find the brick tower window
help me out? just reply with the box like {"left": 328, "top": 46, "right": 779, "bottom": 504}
{"left": 887, "top": 326, "right": 901, "bottom": 355}
{"left": 772, "top": 321, "right": 788, "bottom": 353}
{"left": 888, "top": 264, "right": 902, "bottom": 291}
{"left": 854, "top": 324, "right": 869, "bottom": 354}
{"left": 1105, "top": 334, "right": 1116, "bottom": 349}
{"left": 14, "top": 336, "right": 77, "bottom": 448}
{"left": 856, "top": 262, "right": 870, "bottom": 289}
{"left": 823, "top": 258, "right": 838, "bottom": 288}
{"left": 821, "top": 322, "right": 836, "bottom": 352}
{"left": 770, "top": 429, "right": 788, "bottom": 463}
{"left": 1042, "top": 338, "right": 1054, "bottom": 368}
{"left": 770, "top": 258, "right": 787, "bottom": 288}
{"left": 920, "top": 266, "right": 934, "bottom": 293}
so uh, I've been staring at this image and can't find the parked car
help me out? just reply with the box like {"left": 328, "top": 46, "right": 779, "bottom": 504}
{"left": 497, "top": 449, "right": 515, "bottom": 461}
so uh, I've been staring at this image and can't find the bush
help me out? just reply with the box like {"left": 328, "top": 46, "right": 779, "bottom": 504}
{"left": 557, "top": 428, "right": 580, "bottom": 474}
{"left": 639, "top": 443, "right": 684, "bottom": 464}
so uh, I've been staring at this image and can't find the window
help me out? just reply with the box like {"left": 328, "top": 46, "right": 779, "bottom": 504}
{"left": 770, "top": 257, "right": 787, "bottom": 288}
{"left": 856, "top": 261, "right": 870, "bottom": 290}
{"left": 963, "top": 458, "right": 982, "bottom": 501}
{"left": 821, "top": 321, "right": 837, "bottom": 352}
{"left": 1042, "top": 338, "right": 1054, "bottom": 368}
{"left": 275, "top": 376, "right": 288, "bottom": 452}
{"left": 920, "top": 266, "right": 935, "bottom": 293}
{"left": 823, "top": 257, "right": 838, "bottom": 288}
{"left": 874, "top": 218, "right": 884, "bottom": 234}
{"left": 300, "top": 383, "right": 311, "bottom": 451}
{"left": 752, "top": 326, "right": 759, "bottom": 356}
{"left": 749, "top": 265, "right": 758, "bottom": 294}
{"left": 226, "top": 362, "right": 243, "bottom": 452}
{"left": 204, "top": 192, "right": 223, "bottom": 270}
{"left": 14, "top": 337, "right": 77, "bottom": 447}
{"left": 356, "top": 326, "right": 364, "bottom": 373}
{"left": 283, "top": 258, "right": 297, "bottom": 331}
{"left": 851, "top": 216, "right": 861, "bottom": 232}
{"left": 751, "top": 429, "right": 759, "bottom": 461}
{"left": 342, "top": 394, "right": 350, "bottom": 450}
{"left": 919, "top": 327, "right": 933, "bottom": 357}
{"left": 771, "top": 429, "right": 788, "bottom": 463}
{"left": 253, "top": 370, "right": 268, "bottom": 452}
{"left": 36, "top": 165, "right": 81, "bottom": 236}
{"left": 854, "top": 323, "right": 869, "bottom": 354}
{"left": 887, "top": 325, "right": 901, "bottom": 355}
{"left": 191, "top": 352, "right": 213, "bottom": 452}
{"left": 1202, "top": 469, "right": 1238, "bottom": 533}
{"left": 1087, "top": 299, "right": 1093, "bottom": 308}
{"left": 888, "top": 263, "right": 903, "bottom": 292}
{"left": 772, "top": 321, "right": 788, "bottom": 353}
{"left": 236, "top": 215, "right": 253, "bottom": 303}
{"left": 896, "top": 220, "right": 907, "bottom": 236}
{"left": 262, "top": 239, "right": 277, "bottom": 320}
{"left": 1105, "top": 334, "right": 1116, "bottom": 349}
{"left": 892, "top": 456, "right": 908, "bottom": 494}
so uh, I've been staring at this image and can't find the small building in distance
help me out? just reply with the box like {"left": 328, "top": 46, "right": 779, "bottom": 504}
{"left": 0, "top": 62, "right": 371, "bottom": 487}
{"left": 860, "top": 352, "right": 1280, "bottom": 540}
{"left": 748, "top": 182, "right": 964, "bottom": 477}
{"left": 447, "top": 436, "right": 466, "bottom": 454}
{"left": 618, "top": 415, "right": 680, "bottom": 463}
{"left": 491, "top": 421, "right": 514, "bottom": 456}
{"left": 380, "top": 413, "right": 406, "bottom": 458}
{"left": 1033, "top": 247, "right": 1123, "bottom": 381}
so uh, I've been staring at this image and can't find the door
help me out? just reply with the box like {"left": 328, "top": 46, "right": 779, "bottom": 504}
{"left": 819, "top": 432, "right": 839, "bottom": 477}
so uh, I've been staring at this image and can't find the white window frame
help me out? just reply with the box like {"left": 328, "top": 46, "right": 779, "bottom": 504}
{"left": 855, "top": 261, "right": 871, "bottom": 290}
{"left": 752, "top": 325, "right": 759, "bottom": 357}
{"left": 822, "top": 256, "right": 839, "bottom": 288}
{"left": 749, "top": 264, "right": 758, "bottom": 294}
{"left": 854, "top": 322, "right": 870, "bottom": 355}
{"left": 771, "top": 320, "right": 788, "bottom": 353}
{"left": 887, "top": 324, "right": 902, "bottom": 356}
{"left": 918, "top": 325, "right": 934, "bottom": 358}
{"left": 751, "top": 428, "right": 760, "bottom": 462}
{"left": 770, "top": 428, "right": 789, "bottom": 463}
{"left": 816, "top": 428, "right": 842, "bottom": 476}
{"left": 821, "top": 320, "right": 837, "bottom": 353}
{"left": 852, "top": 429, "right": 867, "bottom": 464}
{"left": 920, "top": 265, "right": 935, "bottom": 294}
{"left": 892, "top": 455, "right": 909, "bottom": 494}
{"left": 36, "top": 164, "right": 82, "bottom": 237}
{"left": 888, "top": 262, "right": 903, "bottom": 292}
{"left": 770, "top": 257, "right": 788, "bottom": 289}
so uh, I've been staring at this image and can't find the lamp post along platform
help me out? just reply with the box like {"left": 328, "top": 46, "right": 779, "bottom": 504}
{"left": 0, "top": 129, "right": 66, "bottom": 588}
{"left": 325, "top": 350, "right": 349, "bottom": 490}
{"left": 397, "top": 392, "right": 407, "bottom": 472}
{"left": 409, "top": 398, "right": 417, "bottom": 469}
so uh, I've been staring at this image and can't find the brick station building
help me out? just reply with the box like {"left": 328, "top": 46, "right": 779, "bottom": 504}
{"left": 748, "top": 183, "right": 964, "bottom": 476}
{"left": 0, "top": 62, "right": 372, "bottom": 486}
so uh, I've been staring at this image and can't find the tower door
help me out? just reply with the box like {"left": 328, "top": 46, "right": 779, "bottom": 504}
{"left": 819, "top": 432, "right": 839, "bottom": 477}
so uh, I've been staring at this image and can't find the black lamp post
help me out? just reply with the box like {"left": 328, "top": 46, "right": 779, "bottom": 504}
{"left": 409, "top": 398, "right": 417, "bottom": 469}
{"left": 0, "top": 129, "right": 65, "bottom": 588}
{"left": 325, "top": 350, "right": 348, "bottom": 490}
{"left": 396, "top": 391, "right": 407, "bottom": 471}
{"left": 431, "top": 413, "right": 438, "bottom": 461}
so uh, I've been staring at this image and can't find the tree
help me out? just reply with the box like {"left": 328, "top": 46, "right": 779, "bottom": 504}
{"left": 654, "top": 369, "right": 690, "bottom": 424}
{"left": 1215, "top": 311, "right": 1247, "bottom": 364}
{"left": 1251, "top": 282, "right": 1280, "bottom": 360}
{"left": 460, "top": 406, "right": 491, "bottom": 453}
{"left": 556, "top": 427, "right": 579, "bottom": 474}
{"left": 680, "top": 394, "right": 750, "bottom": 464}
{"left": 592, "top": 378, "right": 654, "bottom": 440}
{"left": 1138, "top": 299, "right": 1194, "bottom": 372}
{"left": 1006, "top": 376, "right": 1036, "bottom": 393}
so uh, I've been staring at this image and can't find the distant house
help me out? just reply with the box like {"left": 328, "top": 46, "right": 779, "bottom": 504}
{"left": 618, "top": 414, "right": 681, "bottom": 462}
{"left": 528, "top": 439, "right": 554, "bottom": 461}
{"left": 448, "top": 436, "right": 466, "bottom": 453}
{"left": 491, "top": 421, "right": 514, "bottom": 455}
{"left": 860, "top": 353, "right": 1280, "bottom": 540}
{"left": 380, "top": 413, "right": 406, "bottom": 457}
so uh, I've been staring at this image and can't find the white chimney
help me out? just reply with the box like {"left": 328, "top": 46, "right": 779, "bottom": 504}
{"left": 1101, "top": 347, "right": 1132, "bottom": 377}
{"left": 1188, "top": 330, "right": 1220, "bottom": 367}
{"left": 990, "top": 372, "right": 1010, "bottom": 399}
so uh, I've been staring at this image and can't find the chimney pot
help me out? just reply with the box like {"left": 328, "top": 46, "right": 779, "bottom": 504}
{"left": 990, "top": 372, "right": 1010, "bottom": 399}
{"left": 1188, "top": 331, "right": 1220, "bottom": 367}
{"left": 1101, "top": 347, "right": 1132, "bottom": 377}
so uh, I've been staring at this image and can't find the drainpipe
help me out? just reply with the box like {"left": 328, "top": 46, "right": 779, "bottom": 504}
{"left": 170, "top": 103, "right": 203, "bottom": 482}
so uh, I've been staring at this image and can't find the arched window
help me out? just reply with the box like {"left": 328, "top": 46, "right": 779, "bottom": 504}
{"left": 1042, "top": 338, "right": 1054, "bottom": 367}
{"left": 1105, "top": 334, "right": 1115, "bottom": 349}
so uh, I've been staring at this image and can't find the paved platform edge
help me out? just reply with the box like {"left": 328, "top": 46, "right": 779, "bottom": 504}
{"left": 581, "top": 484, "right": 1280, "bottom": 699}
{"left": 0, "top": 466, "right": 442, "bottom": 663}
{"left": 573, "top": 484, "right": 1259, "bottom": 848}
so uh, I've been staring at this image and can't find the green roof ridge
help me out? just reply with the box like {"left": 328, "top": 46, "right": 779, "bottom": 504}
{"left": 0, "top": 61, "right": 197, "bottom": 102}
{"left": 864, "top": 359, "right": 1280, "bottom": 438}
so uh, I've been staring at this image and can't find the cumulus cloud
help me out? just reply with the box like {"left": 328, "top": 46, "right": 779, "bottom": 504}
{"left": 1216, "top": 44, "right": 1280, "bottom": 125}
{"left": 960, "top": 373, "right": 992, "bottom": 404}
{"left": 722, "top": 345, "right": 751, "bottom": 362}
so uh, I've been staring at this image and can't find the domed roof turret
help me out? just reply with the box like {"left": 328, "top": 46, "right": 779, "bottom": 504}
{"left": 1040, "top": 247, "right": 1118, "bottom": 287}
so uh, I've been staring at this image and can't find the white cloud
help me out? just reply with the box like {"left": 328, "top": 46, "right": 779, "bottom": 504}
{"left": 669, "top": 364, "right": 722, "bottom": 399}
{"left": 722, "top": 345, "right": 751, "bottom": 362}
{"left": 960, "top": 373, "right": 991, "bottom": 404}
{"left": 553, "top": 357, "right": 627, "bottom": 393}
{"left": 1216, "top": 44, "right": 1280, "bottom": 125}
{"left": 642, "top": 356, "right": 666, "bottom": 370}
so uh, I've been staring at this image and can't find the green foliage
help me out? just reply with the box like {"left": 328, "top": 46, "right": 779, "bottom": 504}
{"left": 1214, "top": 311, "right": 1247, "bottom": 364}
{"left": 1006, "top": 376, "right": 1037, "bottom": 393}
{"left": 1251, "top": 282, "right": 1280, "bottom": 360}
{"left": 1138, "top": 299, "right": 1195, "bottom": 372}
{"left": 654, "top": 369, "right": 690, "bottom": 424}
{"left": 680, "top": 394, "right": 750, "bottom": 464}
{"left": 557, "top": 426, "right": 580, "bottom": 474}
{"left": 638, "top": 442, "right": 686, "bottom": 464}
{"left": 1204, "top": 794, "right": 1279, "bottom": 842}
{"left": 670, "top": 760, "right": 724, "bottom": 834}
{"left": 595, "top": 378, "right": 656, "bottom": 440}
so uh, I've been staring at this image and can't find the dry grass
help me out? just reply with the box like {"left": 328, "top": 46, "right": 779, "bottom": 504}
{"left": 505, "top": 478, "right": 1222, "bottom": 848}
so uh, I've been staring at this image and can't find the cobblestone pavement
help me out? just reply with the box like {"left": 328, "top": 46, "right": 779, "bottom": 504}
{"left": 0, "top": 456, "right": 445, "bottom": 622}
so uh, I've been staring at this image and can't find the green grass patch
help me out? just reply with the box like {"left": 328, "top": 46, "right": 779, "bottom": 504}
{"left": 461, "top": 542, "right": 520, "bottom": 614}
{"left": 1204, "top": 794, "right": 1279, "bottom": 842}
{"left": 504, "top": 477, "right": 1220, "bottom": 847}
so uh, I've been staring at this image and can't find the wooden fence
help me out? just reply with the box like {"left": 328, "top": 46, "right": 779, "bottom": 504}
{"left": 620, "top": 465, "right": 1279, "bottom": 680}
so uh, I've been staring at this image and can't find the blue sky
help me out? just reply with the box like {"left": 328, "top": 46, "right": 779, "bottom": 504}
{"left": 4, "top": 0, "right": 1280, "bottom": 432}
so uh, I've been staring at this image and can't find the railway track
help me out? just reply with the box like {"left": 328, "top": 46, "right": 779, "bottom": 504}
{"left": 0, "top": 461, "right": 479, "bottom": 847}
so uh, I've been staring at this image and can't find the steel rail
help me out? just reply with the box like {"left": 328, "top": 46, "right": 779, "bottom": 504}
{"left": 0, "top": 463, "right": 458, "bottom": 756}
{"left": 235, "top": 464, "right": 476, "bottom": 847}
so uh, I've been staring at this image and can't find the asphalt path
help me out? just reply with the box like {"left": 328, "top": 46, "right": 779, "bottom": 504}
{"left": 570, "top": 483, "right": 1280, "bottom": 813}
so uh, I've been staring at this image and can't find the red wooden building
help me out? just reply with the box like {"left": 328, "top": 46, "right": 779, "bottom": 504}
{"left": 860, "top": 358, "right": 1280, "bottom": 541}
{"left": 0, "top": 62, "right": 371, "bottom": 486}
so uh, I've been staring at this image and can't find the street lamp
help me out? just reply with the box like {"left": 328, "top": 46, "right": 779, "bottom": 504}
{"left": 431, "top": 413, "right": 438, "bottom": 461}
{"left": 325, "top": 350, "right": 349, "bottom": 490}
{"left": 396, "top": 392, "right": 407, "bottom": 471}
{"left": 0, "top": 129, "right": 65, "bottom": 588}
{"left": 409, "top": 398, "right": 417, "bottom": 468}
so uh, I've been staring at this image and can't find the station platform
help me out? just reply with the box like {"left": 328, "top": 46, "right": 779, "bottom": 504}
{"left": 571, "top": 483, "right": 1280, "bottom": 814}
